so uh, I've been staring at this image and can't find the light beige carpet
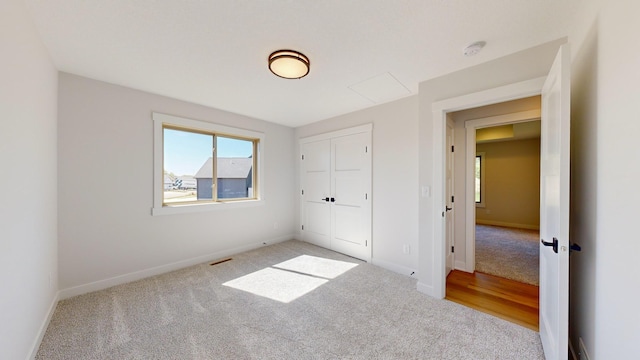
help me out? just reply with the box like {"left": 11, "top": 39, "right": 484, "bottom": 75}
{"left": 475, "top": 225, "right": 540, "bottom": 286}
{"left": 37, "top": 240, "right": 543, "bottom": 359}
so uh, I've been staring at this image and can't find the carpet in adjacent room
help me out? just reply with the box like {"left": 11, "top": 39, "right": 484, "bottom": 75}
{"left": 475, "top": 224, "right": 539, "bottom": 286}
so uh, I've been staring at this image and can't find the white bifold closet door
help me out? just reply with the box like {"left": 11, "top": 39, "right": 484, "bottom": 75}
{"left": 300, "top": 125, "right": 372, "bottom": 261}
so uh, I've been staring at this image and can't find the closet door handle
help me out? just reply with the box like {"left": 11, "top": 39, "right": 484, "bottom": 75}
{"left": 330, "top": 197, "right": 335, "bottom": 202}
{"left": 322, "top": 197, "right": 330, "bottom": 202}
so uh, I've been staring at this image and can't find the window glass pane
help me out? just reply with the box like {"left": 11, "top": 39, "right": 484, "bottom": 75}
{"left": 216, "top": 136, "right": 254, "bottom": 199}
{"left": 163, "top": 128, "right": 213, "bottom": 203}
{"left": 475, "top": 156, "right": 481, "bottom": 203}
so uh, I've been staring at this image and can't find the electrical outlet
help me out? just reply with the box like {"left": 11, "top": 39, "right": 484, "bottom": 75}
{"left": 402, "top": 244, "right": 411, "bottom": 254}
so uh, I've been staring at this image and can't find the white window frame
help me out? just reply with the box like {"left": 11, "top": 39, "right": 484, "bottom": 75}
{"left": 152, "top": 112, "right": 264, "bottom": 216}
{"left": 475, "top": 152, "right": 486, "bottom": 208}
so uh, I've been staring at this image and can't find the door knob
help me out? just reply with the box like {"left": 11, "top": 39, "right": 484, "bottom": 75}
{"left": 330, "top": 197, "right": 335, "bottom": 202}
{"left": 570, "top": 243, "right": 582, "bottom": 253}
{"left": 445, "top": 206, "right": 453, "bottom": 212}
{"left": 541, "top": 237, "right": 558, "bottom": 254}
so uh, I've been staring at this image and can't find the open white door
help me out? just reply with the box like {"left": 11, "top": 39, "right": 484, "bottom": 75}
{"left": 445, "top": 118, "right": 455, "bottom": 275}
{"left": 539, "top": 44, "right": 570, "bottom": 360}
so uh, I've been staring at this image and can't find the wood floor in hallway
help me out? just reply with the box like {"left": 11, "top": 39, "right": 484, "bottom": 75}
{"left": 445, "top": 270, "right": 539, "bottom": 331}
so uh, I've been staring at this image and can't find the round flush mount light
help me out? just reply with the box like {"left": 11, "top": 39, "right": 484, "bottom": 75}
{"left": 268, "top": 50, "right": 310, "bottom": 79}
{"left": 463, "top": 41, "right": 486, "bottom": 56}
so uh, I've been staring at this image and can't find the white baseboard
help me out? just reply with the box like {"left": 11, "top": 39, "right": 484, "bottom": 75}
{"left": 59, "top": 235, "right": 294, "bottom": 300}
{"left": 569, "top": 339, "right": 578, "bottom": 360}
{"left": 475, "top": 219, "right": 539, "bottom": 230}
{"left": 454, "top": 260, "right": 469, "bottom": 272}
{"left": 579, "top": 337, "right": 591, "bottom": 360}
{"left": 27, "top": 291, "right": 59, "bottom": 360}
{"left": 371, "top": 258, "right": 417, "bottom": 277}
{"left": 417, "top": 281, "right": 439, "bottom": 298}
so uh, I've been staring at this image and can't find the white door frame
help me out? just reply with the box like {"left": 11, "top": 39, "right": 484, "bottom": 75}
{"left": 462, "top": 110, "right": 541, "bottom": 272}
{"left": 429, "top": 77, "right": 546, "bottom": 299}
{"left": 445, "top": 117, "right": 455, "bottom": 275}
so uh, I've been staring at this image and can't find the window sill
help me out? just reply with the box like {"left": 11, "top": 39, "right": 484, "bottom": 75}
{"left": 152, "top": 199, "right": 263, "bottom": 216}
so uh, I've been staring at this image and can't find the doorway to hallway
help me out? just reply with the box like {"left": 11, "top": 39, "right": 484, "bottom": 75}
{"left": 447, "top": 101, "right": 542, "bottom": 330}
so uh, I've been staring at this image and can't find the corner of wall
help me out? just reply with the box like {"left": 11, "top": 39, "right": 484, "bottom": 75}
{"left": 27, "top": 292, "right": 60, "bottom": 359}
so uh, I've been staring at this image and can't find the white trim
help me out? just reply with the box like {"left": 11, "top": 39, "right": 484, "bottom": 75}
{"left": 27, "top": 291, "right": 59, "bottom": 360}
{"left": 428, "top": 77, "right": 545, "bottom": 299}
{"left": 454, "top": 260, "right": 468, "bottom": 272}
{"left": 152, "top": 112, "right": 265, "bottom": 216}
{"left": 153, "top": 112, "right": 264, "bottom": 139}
{"left": 416, "top": 281, "right": 436, "bottom": 297}
{"left": 151, "top": 198, "right": 263, "bottom": 216}
{"left": 578, "top": 337, "right": 591, "bottom": 360}
{"left": 474, "top": 152, "right": 486, "bottom": 208}
{"left": 58, "top": 235, "right": 294, "bottom": 299}
{"left": 433, "top": 78, "right": 545, "bottom": 114}
{"left": 371, "top": 258, "right": 417, "bottom": 277}
{"left": 465, "top": 109, "right": 542, "bottom": 273}
{"left": 464, "top": 109, "right": 541, "bottom": 129}
{"left": 299, "top": 123, "right": 373, "bottom": 144}
{"left": 569, "top": 339, "right": 578, "bottom": 360}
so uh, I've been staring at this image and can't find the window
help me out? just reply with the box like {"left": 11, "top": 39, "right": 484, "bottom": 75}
{"left": 153, "top": 113, "right": 263, "bottom": 215}
{"left": 475, "top": 152, "right": 486, "bottom": 207}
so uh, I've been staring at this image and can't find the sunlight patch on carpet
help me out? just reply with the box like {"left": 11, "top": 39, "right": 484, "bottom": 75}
{"left": 273, "top": 255, "right": 358, "bottom": 279}
{"left": 223, "top": 268, "right": 327, "bottom": 303}
{"left": 223, "top": 255, "right": 358, "bottom": 303}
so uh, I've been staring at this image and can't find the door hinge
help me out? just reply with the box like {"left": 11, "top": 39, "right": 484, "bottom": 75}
{"left": 301, "top": 225, "right": 304, "bottom": 230}
{"left": 451, "top": 195, "right": 454, "bottom": 203}
{"left": 451, "top": 145, "right": 454, "bottom": 152}
{"left": 301, "top": 189, "right": 304, "bottom": 195}
{"left": 365, "top": 240, "right": 368, "bottom": 246}
{"left": 365, "top": 146, "right": 368, "bottom": 153}
{"left": 301, "top": 154, "right": 304, "bottom": 160}
{"left": 451, "top": 246, "right": 454, "bottom": 253}
{"left": 365, "top": 193, "right": 368, "bottom": 200}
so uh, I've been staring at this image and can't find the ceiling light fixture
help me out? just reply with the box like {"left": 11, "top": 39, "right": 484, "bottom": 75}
{"left": 463, "top": 41, "right": 486, "bottom": 56}
{"left": 268, "top": 50, "right": 310, "bottom": 79}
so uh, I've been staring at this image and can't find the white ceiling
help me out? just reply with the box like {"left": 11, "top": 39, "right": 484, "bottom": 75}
{"left": 25, "top": 0, "right": 578, "bottom": 128}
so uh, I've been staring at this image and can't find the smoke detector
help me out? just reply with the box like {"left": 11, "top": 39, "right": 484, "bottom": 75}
{"left": 463, "top": 41, "right": 486, "bottom": 56}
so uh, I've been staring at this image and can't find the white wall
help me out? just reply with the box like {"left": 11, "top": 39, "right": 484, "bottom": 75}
{"left": 416, "top": 1, "right": 640, "bottom": 356}
{"left": 417, "top": 39, "right": 564, "bottom": 295}
{"left": 57, "top": 73, "right": 296, "bottom": 296}
{"left": 0, "top": 1, "right": 59, "bottom": 359}
{"left": 569, "top": 0, "right": 640, "bottom": 358}
{"left": 295, "top": 96, "right": 419, "bottom": 275}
